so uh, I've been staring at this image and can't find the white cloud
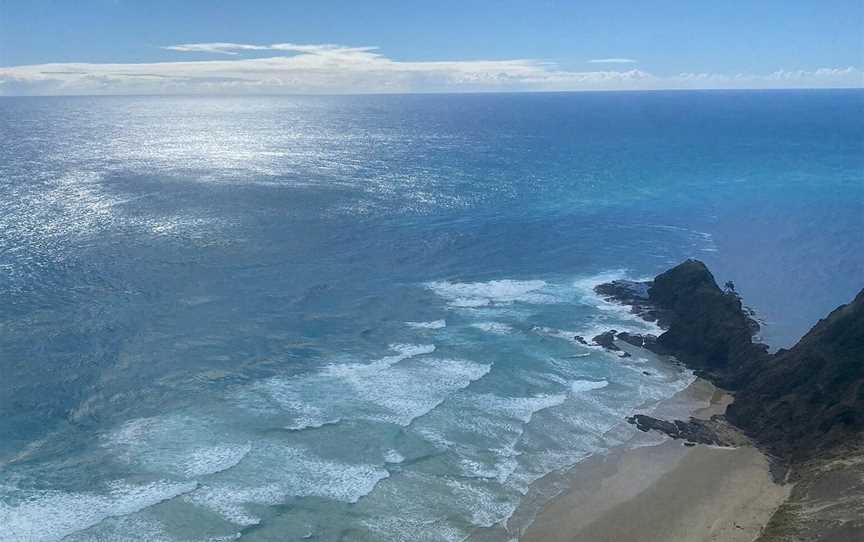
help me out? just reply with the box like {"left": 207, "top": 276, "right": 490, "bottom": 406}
{"left": 0, "top": 42, "right": 861, "bottom": 95}
{"left": 161, "top": 42, "right": 270, "bottom": 55}
{"left": 160, "top": 42, "right": 380, "bottom": 56}
{"left": 588, "top": 58, "right": 638, "bottom": 64}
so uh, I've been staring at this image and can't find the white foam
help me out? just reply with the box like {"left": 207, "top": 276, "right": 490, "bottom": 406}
{"left": 362, "top": 515, "right": 468, "bottom": 542}
{"left": 68, "top": 515, "right": 181, "bottom": 542}
{"left": 572, "top": 269, "right": 630, "bottom": 296}
{"left": 458, "top": 447, "right": 522, "bottom": 485}
{"left": 103, "top": 415, "right": 251, "bottom": 479}
{"left": 476, "top": 393, "right": 569, "bottom": 424}
{"left": 278, "top": 399, "right": 343, "bottom": 431}
{"left": 182, "top": 443, "right": 252, "bottom": 478}
{"left": 384, "top": 450, "right": 405, "bottom": 464}
{"left": 471, "top": 321, "right": 514, "bottom": 334}
{"left": 322, "top": 343, "right": 435, "bottom": 378}
{"left": 406, "top": 319, "right": 446, "bottom": 329}
{"left": 516, "top": 371, "right": 570, "bottom": 388}
{"left": 444, "top": 478, "right": 519, "bottom": 528}
{"left": 184, "top": 484, "right": 274, "bottom": 526}
{"left": 532, "top": 326, "right": 605, "bottom": 353}
{"left": 241, "top": 344, "right": 488, "bottom": 429}
{"left": 359, "top": 470, "right": 511, "bottom": 541}
{"left": 571, "top": 379, "right": 610, "bottom": 393}
{"left": 572, "top": 270, "right": 665, "bottom": 335}
{"left": 186, "top": 445, "right": 390, "bottom": 525}
{"left": 0, "top": 480, "right": 196, "bottom": 542}
{"left": 284, "top": 416, "right": 342, "bottom": 431}
{"left": 451, "top": 297, "right": 492, "bottom": 307}
{"left": 354, "top": 357, "right": 493, "bottom": 426}
{"left": 426, "top": 279, "right": 555, "bottom": 308}
{"left": 413, "top": 391, "right": 569, "bottom": 489}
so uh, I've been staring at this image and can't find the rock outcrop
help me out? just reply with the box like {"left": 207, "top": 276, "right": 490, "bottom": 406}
{"left": 627, "top": 413, "right": 748, "bottom": 447}
{"left": 597, "top": 259, "right": 864, "bottom": 540}
{"left": 727, "top": 288, "right": 864, "bottom": 460}
{"left": 596, "top": 258, "right": 864, "bottom": 461}
{"left": 591, "top": 330, "right": 621, "bottom": 351}
{"left": 646, "top": 260, "right": 769, "bottom": 386}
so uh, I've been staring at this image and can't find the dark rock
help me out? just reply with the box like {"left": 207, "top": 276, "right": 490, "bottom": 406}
{"left": 727, "top": 288, "right": 864, "bottom": 461}
{"left": 616, "top": 331, "right": 672, "bottom": 356}
{"left": 646, "top": 259, "right": 769, "bottom": 385}
{"left": 628, "top": 414, "right": 678, "bottom": 436}
{"left": 616, "top": 331, "right": 652, "bottom": 348}
{"left": 594, "top": 280, "right": 665, "bottom": 322}
{"left": 603, "top": 259, "right": 864, "bottom": 541}
{"left": 604, "top": 258, "right": 864, "bottom": 463}
{"left": 591, "top": 330, "right": 620, "bottom": 351}
{"left": 626, "top": 414, "right": 745, "bottom": 447}
{"left": 594, "top": 279, "right": 650, "bottom": 304}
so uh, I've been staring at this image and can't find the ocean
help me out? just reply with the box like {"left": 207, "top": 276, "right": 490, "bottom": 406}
{"left": 1, "top": 90, "right": 862, "bottom": 541}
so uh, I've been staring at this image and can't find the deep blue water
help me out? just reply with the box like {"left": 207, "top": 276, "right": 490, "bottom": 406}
{"left": 1, "top": 90, "right": 862, "bottom": 541}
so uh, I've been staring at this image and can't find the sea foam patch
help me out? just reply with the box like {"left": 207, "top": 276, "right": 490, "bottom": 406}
{"left": 239, "top": 343, "right": 437, "bottom": 428}
{"left": 358, "top": 470, "right": 515, "bottom": 541}
{"left": 571, "top": 379, "right": 609, "bottom": 393}
{"left": 103, "top": 415, "right": 251, "bottom": 479}
{"left": 406, "top": 319, "right": 446, "bottom": 329}
{"left": 240, "top": 344, "right": 488, "bottom": 428}
{"left": 352, "top": 357, "right": 493, "bottom": 426}
{"left": 410, "top": 390, "right": 570, "bottom": 489}
{"left": 384, "top": 449, "right": 405, "bottom": 464}
{"left": 426, "top": 279, "right": 555, "bottom": 308}
{"left": 444, "top": 477, "right": 519, "bottom": 528}
{"left": 572, "top": 270, "right": 664, "bottom": 335}
{"left": 185, "top": 444, "right": 390, "bottom": 525}
{"left": 0, "top": 480, "right": 196, "bottom": 542}
{"left": 322, "top": 343, "right": 436, "bottom": 379}
{"left": 474, "top": 393, "right": 569, "bottom": 425}
{"left": 182, "top": 443, "right": 252, "bottom": 478}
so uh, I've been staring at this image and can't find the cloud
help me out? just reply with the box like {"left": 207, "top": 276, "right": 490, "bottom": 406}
{"left": 160, "top": 42, "right": 380, "bottom": 56}
{"left": 1, "top": 42, "right": 861, "bottom": 95}
{"left": 161, "top": 43, "right": 270, "bottom": 55}
{"left": 588, "top": 58, "right": 638, "bottom": 64}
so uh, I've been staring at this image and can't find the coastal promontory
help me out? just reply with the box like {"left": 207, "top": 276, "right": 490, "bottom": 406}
{"left": 596, "top": 259, "right": 864, "bottom": 540}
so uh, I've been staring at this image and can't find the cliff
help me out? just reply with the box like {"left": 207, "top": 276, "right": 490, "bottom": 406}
{"left": 647, "top": 260, "right": 769, "bottom": 386}
{"left": 727, "top": 288, "right": 864, "bottom": 460}
{"left": 596, "top": 259, "right": 864, "bottom": 540}
{"left": 597, "top": 258, "right": 863, "bottom": 461}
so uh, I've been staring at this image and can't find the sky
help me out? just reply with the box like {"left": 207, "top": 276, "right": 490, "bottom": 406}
{"left": 0, "top": 0, "right": 862, "bottom": 95}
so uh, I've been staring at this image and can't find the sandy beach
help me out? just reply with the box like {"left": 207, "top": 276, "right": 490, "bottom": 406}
{"left": 519, "top": 379, "right": 790, "bottom": 542}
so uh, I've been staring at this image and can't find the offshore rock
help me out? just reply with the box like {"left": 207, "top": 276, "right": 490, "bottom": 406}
{"left": 591, "top": 330, "right": 621, "bottom": 351}
{"left": 594, "top": 280, "right": 663, "bottom": 322}
{"left": 616, "top": 331, "right": 670, "bottom": 355}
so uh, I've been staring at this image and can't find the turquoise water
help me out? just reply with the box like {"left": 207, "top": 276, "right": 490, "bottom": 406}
{"left": 1, "top": 91, "right": 862, "bottom": 540}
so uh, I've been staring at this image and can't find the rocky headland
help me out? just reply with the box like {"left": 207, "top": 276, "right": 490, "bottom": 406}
{"left": 596, "top": 259, "right": 864, "bottom": 541}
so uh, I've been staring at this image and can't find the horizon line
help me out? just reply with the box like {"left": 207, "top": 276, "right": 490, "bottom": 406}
{"left": 1, "top": 86, "right": 862, "bottom": 99}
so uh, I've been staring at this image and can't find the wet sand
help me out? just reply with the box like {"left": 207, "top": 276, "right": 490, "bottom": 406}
{"left": 519, "top": 379, "right": 790, "bottom": 542}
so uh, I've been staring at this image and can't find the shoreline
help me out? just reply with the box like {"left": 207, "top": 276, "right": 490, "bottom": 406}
{"left": 516, "top": 377, "right": 790, "bottom": 542}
